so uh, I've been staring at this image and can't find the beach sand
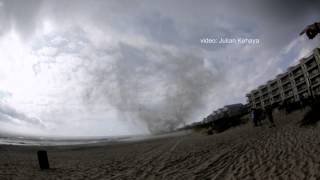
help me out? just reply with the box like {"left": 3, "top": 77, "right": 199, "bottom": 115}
{"left": 1, "top": 109, "right": 320, "bottom": 180}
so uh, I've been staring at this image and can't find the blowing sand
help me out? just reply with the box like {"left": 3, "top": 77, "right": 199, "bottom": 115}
{"left": 1, "top": 109, "right": 320, "bottom": 180}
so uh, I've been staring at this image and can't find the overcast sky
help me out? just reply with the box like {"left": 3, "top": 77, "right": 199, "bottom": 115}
{"left": 0, "top": 0, "right": 319, "bottom": 137}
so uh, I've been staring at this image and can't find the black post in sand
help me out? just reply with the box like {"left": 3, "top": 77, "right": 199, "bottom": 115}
{"left": 37, "top": 150, "right": 50, "bottom": 170}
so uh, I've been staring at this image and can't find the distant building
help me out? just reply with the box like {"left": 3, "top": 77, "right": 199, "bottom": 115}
{"left": 205, "top": 103, "right": 246, "bottom": 123}
{"left": 222, "top": 103, "right": 246, "bottom": 117}
{"left": 247, "top": 47, "right": 320, "bottom": 109}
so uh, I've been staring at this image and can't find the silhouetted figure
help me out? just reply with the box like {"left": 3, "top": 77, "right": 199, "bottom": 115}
{"left": 37, "top": 150, "right": 50, "bottom": 170}
{"left": 300, "top": 22, "right": 320, "bottom": 39}
{"left": 207, "top": 127, "right": 213, "bottom": 135}
{"left": 251, "top": 108, "right": 258, "bottom": 127}
{"left": 300, "top": 100, "right": 320, "bottom": 126}
{"left": 265, "top": 106, "right": 276, "bottom": 127}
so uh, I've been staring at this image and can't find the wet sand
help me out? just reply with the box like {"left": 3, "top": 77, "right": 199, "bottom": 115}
{"left": 1, "top": 109, "right": 320, "bottom": 180}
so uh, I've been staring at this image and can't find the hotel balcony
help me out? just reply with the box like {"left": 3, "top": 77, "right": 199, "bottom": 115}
{"left": 263, "top": 100, "right": 271, "bottom": 106}
{"left": 293, "top": 72, "right": 304, "bottom": 79}
{"left": 272, "top": 95, "right": 282, "bottom": 102}
{"left": 292, "top": 68, "right": 304, "bottom": 77}
{"left": 283, "top": 84, "right": 293, "bottom": 92}
{"left": 278, "top": 73, "right": 290, "bottom": 84}
{"left": 304, "top": 55, "right": 317, "bottom": 67}
{"left": 281, "top": 77, "right": 290, "bottom": 84}
{"left": 312, "top": 85, "right": 320, "bottom": 95}
{"left": 281, "top": 80, "right": 291, "bottom": 86}
{"left": 298, "top": 91, "right": 310, "bottom": 100}
{"left": 271, "top": 89, "right": 280, "bottom": 96}
{"left": 261, "top": 90, "right": 269, "bottom": 96}
{"left": 284, "top": 91, "right": 294, "bottom": 98}
{"left": 310, "top": 77, "right": 320, "bottom": 87}
{"left": 306, "top": 60, "right": 318, "bottom": 70}
{"left": 309, "top": 69, "right": 320, "bottom": 79}
{"left": 254, "top": 96, "right": 261, "bottom": 101}
{"left": 252, "top": 101, "right": 259, "bottom": 107}
{"left": 253, "top": 91, "right": 260, "bottom": 98}
{"left": 285, "top": 96, "right": 295, "bottom": 103}
{"left": 262, "top": 94, "right": 270, "bottom": 100}
{"left": 297, "top": 84, "right": 308, "bottom": 93}
{"left": 268, "top": 79, "right": 279, "bottom": 89}
{"left": 270, "top": 85, "right": 279, "bottom": 92}
{"left": 255, "top": 103, "right": 262, "bottom": 108}
{"left": 294, "top": 77, "right": 306, "bottom": 86}
{"left": 259, "top": 85, "right": 268, "bottom": 94}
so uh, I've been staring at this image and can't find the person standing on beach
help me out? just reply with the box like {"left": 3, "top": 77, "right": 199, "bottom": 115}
{"left": 265, "top": 106, "right": 276, "bottom": 127}
{"left": 251, "top": 108, "right": 258, "bottom": 127}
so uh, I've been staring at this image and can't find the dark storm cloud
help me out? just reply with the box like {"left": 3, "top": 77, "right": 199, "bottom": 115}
{"left": 249, "top": 0, "right": 320, "bottom": 49}
{"left": 257, "top": 0, "right": 320, "bottom": 21}
{"left": 1, "top": 0, "right": 318, "bottom": 48}
{"left": 137, "top": 13, "right": 179, "bottom": 45}
{"left": 115, "top": 0, "right": 320, "bottom": 52}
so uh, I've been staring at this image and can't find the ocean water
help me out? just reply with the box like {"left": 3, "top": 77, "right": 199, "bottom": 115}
{"left": 0, "top": 136, "right": 125, "bottom": 146}
{"left": 0, "top": 130, "right": 190, "bottom": 146}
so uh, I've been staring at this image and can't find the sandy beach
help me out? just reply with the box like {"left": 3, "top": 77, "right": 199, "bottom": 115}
{"left": 1, "top": 109, "right": 320, "bottom": 180}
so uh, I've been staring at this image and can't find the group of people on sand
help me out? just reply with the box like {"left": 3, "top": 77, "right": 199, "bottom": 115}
{"left": 251, "top": 106, "right": 276, "bottom": 128}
